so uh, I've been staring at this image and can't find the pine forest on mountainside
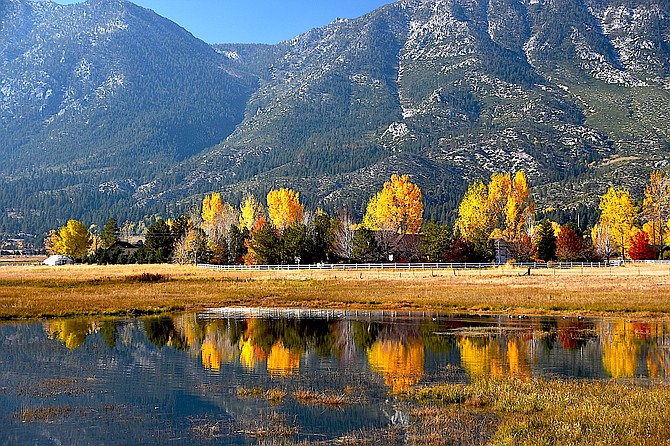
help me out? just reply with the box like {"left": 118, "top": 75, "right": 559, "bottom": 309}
{"left": 0, "top": 0, "right": 668, "bottom": 239}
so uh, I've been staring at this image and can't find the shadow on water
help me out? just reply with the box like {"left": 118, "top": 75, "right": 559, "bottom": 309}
{"left": 1, "top": 310, "right": 669, "bottom": 444}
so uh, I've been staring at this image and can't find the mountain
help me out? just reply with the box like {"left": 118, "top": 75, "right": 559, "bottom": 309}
{"left": 1, "top": 0, "right": 668, "bottom": 236}
{"left": 0, "top": 0, "right": 257, "bottom": 232}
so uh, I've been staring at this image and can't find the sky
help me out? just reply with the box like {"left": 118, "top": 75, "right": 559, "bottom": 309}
{"left": 52, "top": 0, "right": 392, "bottom": 44}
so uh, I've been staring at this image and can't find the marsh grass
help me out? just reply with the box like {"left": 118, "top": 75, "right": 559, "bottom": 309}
{"left": 2, "top": 264, "right": 670, "bottom": 319}
{"left": 18, "top": 378, "right": 90, "bottom": 398}
{"left": 237, "top": 387, "right": 286, "bottom": 404}
{"left": 188, "top": 416, "right": 228, "bottom": 439}
{"left": 236, "top": 410, "right": 299, "bottom": 439}
{"left": 410, "top": 378, "right": 670, "bottom": 444}
{"left": 293, "top": 389, "right": 351, "bottom": 407}
{"left": 16, "top": 405, "right": 73, "bottom": 422}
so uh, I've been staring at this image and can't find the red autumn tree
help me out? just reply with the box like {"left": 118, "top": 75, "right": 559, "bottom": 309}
{"left": 556, "top": 223, "right": 585, "bottom": 261}
{"left": 628, "top": 231, "right": 657, "bottom": 260}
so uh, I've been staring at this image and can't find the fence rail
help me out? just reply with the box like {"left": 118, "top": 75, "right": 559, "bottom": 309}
{"left": 197, "top": 261, "right": 628, "bottom": 272}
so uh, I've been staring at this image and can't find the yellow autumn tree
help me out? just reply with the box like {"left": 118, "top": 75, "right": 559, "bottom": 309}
{"left": 239, "top": 194, "right": 265, "bottom": 231}
{"left": 642, "top": 171, "right": 670, "bottom": 250}
{"left": 454, "top": 180, "right": 492, "bottom": 243}
{"left": 267, "top": 188, "right": 304, "bottom": 231}
{"left": 201, "top": 193, "right": 238, "bottom": 262}
{"left": 598, "top": 187, "right": 636, "bottom": 259}
{"left": 48, "top": 219, "right": 91, "bottom": 260}
{"left": 362, "top": 174, "right": 423, "bottom": 234}
{"left": 201, "top": 192, "right": 223, "bottom": 224}
{"left": 487, "top": 172, "right": 513, "bottom": 227}
{"left": 486, "top": 171, "right": 535, "bottom": 241}
{"left": 503, "top": 171, "right": 535, "bottom": 242}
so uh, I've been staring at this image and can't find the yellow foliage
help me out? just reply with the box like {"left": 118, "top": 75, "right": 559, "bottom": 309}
{"left": 267, "top": 188, "right": 304, "bottom": 231}
{"left": 49, "top": 219, "right": 91, "bottom": 259}
{"left": 201, "top": 193, "right": 223, "bottom": 224}
{"left": 503, "top": 171, "right": 535, "bottom": 242}
{"left": 367, "top": 338, "right": 425, "bottom": 393}
{"left": 44, "top": 319, "right": 94, "bottom": 349}
{"left": 643, "top": 171, "right": 670, "bottom": 246}
{"left": 598, "top": 187, "right": 636, "bottom": 257}
{"left": 239, "top": 195, "right": 265, "bottom": 231}
{"left": 602, "top": 321, "right": 640, "bottom": 379}
{"left": 362, "top": 174, "right": 423, "bottom": 234}
{"left": 454, "top": 180, "right": 491, "bottom": 243}
{"left": 457, "top": 337, "right": 504, "bottom": 380}
{"left": 455, "top": 171, "right": 534, "bottom": 244}
{"left": 266, "top": 342, "right": 301, "bottom": 376}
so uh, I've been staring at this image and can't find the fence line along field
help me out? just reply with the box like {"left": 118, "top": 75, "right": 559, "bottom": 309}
{"left": 1, "top": 263, "right": 669, "bottom": 320}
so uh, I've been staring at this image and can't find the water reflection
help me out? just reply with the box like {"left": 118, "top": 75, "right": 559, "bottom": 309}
{"left": 3, "top": 311, "right": 669, "bottom": 444}
{"left": 42, "top": 311, "right": 670, "bottom": 385}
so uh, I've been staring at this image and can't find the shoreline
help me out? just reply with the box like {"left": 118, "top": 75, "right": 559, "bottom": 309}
{"left": 1, "top": 263, "right": 669, "bottom": 321}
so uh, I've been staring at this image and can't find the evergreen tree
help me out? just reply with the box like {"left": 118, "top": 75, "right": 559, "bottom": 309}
{"left": 282, "top": 222, "right": 309, "bottom": 264}
{"left": 248, "top": 223, "right": 281, "bottom": 265}
{"left": 536, "top": 219, "right": 557, "bottom": 261}
{"left": 228, "top": 225, "right": 249, "bottom": 264}
{"left": 139, "top": 219, "right": 176, "bottom": 263}
{"left": 421, "top": 221, "right": 451, "bottom": 261}
{"left": 351, "top": 228, "right": 381, "bottom": 262}
{"left": 101, "top": 217, "right": 120, "bottom": 249}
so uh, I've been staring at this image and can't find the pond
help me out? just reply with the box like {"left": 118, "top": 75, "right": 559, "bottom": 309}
{"left": 1, "top": 309, "right": 669, "bottom": 444}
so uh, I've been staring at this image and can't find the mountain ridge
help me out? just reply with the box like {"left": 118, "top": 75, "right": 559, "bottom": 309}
{"left": 0, "top": 0, "right": 668, "bottom": 235}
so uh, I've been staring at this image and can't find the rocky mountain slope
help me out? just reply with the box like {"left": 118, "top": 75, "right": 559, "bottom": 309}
{"left": 1, "top": 0, "right": 668, "bottom": 234}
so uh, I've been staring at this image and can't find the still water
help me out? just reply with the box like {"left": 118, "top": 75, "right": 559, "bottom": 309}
{"left": 1, "top": 309, "right": 669, "bottom": 444}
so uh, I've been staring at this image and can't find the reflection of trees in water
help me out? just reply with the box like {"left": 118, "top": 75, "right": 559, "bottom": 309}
{"left": 266, "top": 343, "right": 301, "bottom": 376}
{"left": 367, "top": 338, "right": 424, "bottom": 393}
{"left": 557, "top": 319, "right": 594, "bottom": 350}
{"left": 168, "top": 316, "right": 340, "bottom": 375}
{"left": 44, "top": 319, "right": 96, "bottom": 349}
{"left": 332, "top": 320, "right": 357, "bottom": 362}
{"left": 143, "top": 317, "right": 188, "bottom": 350}
{"left": 355, "top": 319, "right": 425, "bottom": 393}
{"left": 599, "top": 321, "right": 668, "bottom": 379}
{"left": 457, "top": 335, "right": 531, "bottom": 381}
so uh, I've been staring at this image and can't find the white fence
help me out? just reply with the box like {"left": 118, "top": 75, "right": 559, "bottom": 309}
{"left": 197, "top": 261, "right": 626, "bottom": 272}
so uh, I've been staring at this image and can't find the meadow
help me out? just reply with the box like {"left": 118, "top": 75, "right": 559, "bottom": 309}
{"left": 1, "top": 262, "right": 669, "bottom": 320}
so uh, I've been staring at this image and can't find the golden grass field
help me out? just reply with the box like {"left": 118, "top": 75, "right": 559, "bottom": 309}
{"left": 1, "top": 262, "right": 669, "bottom": 319}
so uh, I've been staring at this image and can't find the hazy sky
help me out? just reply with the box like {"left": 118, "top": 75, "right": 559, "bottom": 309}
{"left": 52, "top": 0, "right": 392, "bottom": 44}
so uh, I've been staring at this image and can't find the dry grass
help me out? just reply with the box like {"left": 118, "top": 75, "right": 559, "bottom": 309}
{"left": 15, "top": 405, "right": 74, "bottom": 422}
{"left": 1, "top": 263, "right": 670, "bottom": 319}
{"left": 293, "top": 389, "right": 351, "bottom": 407}
{"left": 235, "top": 410, "right": 299, "bottom": 439}
{"left": 237, "top": 387, "right": 287, "bottom": 404}
{"left": 410, "top": 378, "right": 670, "bottom": 445}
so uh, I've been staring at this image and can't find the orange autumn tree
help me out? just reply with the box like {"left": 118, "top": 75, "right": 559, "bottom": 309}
{"left": 266, "top": 188, "right": 304, "bottom": 231}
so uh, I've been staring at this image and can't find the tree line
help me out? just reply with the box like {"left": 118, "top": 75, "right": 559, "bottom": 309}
{"left": 45, "top": 170, "right": 670, "bottom": 264}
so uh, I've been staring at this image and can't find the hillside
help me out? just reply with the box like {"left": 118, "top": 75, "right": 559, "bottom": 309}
{"left": 1, "top": 0, "right": 668, "bottom": 235}
{"left": 0, "top": 0, "right": 257, "bottom": 232}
